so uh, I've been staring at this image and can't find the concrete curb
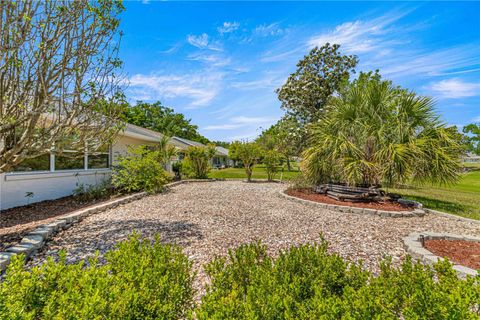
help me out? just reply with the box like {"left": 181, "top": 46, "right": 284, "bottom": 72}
{"left": 0, "top": 179, "right": 216, "bottom": 272}
{"left": 278, "top": 189, "right": 426, "bottom": 218}
{"left": 424, "top": 208, "right": 480, "bottom": 225}
{"left": 403, "top": 231, "right": 480, "bottom": 278}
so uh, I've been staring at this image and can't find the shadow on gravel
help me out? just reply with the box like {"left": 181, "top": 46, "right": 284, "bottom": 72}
{"left": 30, "top": 219, "right": 204, "bottom": 266}
{"left": 71, "top": 219, "right": 204, "bottom": 246}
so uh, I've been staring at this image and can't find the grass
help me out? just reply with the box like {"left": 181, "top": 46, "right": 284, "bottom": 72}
{"left": 389, "top": 165, "right": 480, "bottom": 220}
{"left": 208, "top": 164, "right": 301, "bottom": 181}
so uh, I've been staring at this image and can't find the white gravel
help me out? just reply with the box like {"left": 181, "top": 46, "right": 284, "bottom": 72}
{"left": 29, "top": 181, "right": 480, "bottom": 295}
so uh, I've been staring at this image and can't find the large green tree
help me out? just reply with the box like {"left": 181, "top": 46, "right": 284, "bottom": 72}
{"left": 303, "top": 72, "right": 464, "bottom": 187}
{"left": 123, "top": 101, "right": 210, "bottom": 144}
{"left": 462, "top": 123, "right": 480, "bottom": 155}
{"left": 276, "top": 43, "right": 358, "bottom": 123}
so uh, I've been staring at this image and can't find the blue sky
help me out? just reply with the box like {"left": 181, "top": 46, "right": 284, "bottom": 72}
{"left": 120, "top": 1, "right": 480, "bottom": 141}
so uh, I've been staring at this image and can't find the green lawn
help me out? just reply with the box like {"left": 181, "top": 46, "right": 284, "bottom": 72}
{"left": 389, "top": 166, "right": 480, "bottom": 220}
{"left": 208, "top": 164, "right": 301, "bottom": 181}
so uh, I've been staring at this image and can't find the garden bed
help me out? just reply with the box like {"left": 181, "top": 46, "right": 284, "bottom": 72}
{"left": 0, "top": 195, "right": 120, "bottom": 251}
{"left": 424, "top": 239, "right": 480, "bottom": 270}
{"left": 286, "top": 189, "right": 412, "bottom": 212}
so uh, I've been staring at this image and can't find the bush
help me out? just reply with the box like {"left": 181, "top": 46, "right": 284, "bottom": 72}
{"left": 196, "top": 240, "right": 480, "bottom": 319}
{"left": 263, "top": 150, "right": 282, "bottom": 181}
{"left": 230, "top": 141, "right": 262, "bottom": 182}
{"left": 183, "top": 145, "right": 216, "bottom": 179}
{"left": 112, "top": 146, "right": 170, "bottom": 193}
{"left": 0, "top": 233, "right": 195, "bottom": 319}
{"left": 73, "top": 178, "right": 112, "bottom": 201}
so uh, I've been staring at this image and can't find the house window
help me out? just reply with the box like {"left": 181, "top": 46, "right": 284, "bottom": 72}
{"left": 12, "top": 154, "right": 50, "bottom": 172}
{"left": 55, "top": 152, "right": 84, "bottom": 170}
{"left": 87, "top": 145, "right": 110, "bottom": 169}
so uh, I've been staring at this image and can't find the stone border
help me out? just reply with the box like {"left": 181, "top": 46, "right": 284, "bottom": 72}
{"left": 424, "top": 208, "right": 480, "bottom": 225}
{"left": 0, "top": 179, "right": 216, "bottom": 272}
{"left": 403, "top": 231, "right": 479, "bottom": 278}
{"left": 279, "top": 189, "right": 426, "bottom": 218}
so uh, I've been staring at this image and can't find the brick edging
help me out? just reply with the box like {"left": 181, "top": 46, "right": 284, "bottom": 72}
{"left": 278, "top": 189, "right": 426, "bottom": 218}
{"left": 403, "top": 231, "right": 479, "bottom": 278}
{"left": 0, "top": 179, "right": 216, "bottom": 272}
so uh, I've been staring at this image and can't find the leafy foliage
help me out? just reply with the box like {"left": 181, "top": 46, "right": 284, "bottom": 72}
{"left": 183, "top": 145, "right": 216, "bottom": 179}
{"left": 196, "top": 241, "right": 480, "bottom": 319}
{"left": 73, "top": 179, "right": 112, "bottom": 202}
{"left": 463, "top": 123, "right": 480, "bottom": 155}
{"left": 263, "top": 150, "right": 282, "bottom": 181}
{"left": 303, "top": 72, "right": 464, "bottom": 187}
{"left": 257, "top": 115, "right": 306, "bottom": 170}
{"left": 0, "top": 233, "right": 195, "bottom": 320}
{"left": 276, "top": 43, "right": 358, "bottom": 122}
{"left": 112, "top": 146, "right": 170, "bottom": 193}
{"left": 123, "top": 101, "right": 210, "bottom": 144}
{"left": 230, "top": 141, "right": 262, "bottom": 182}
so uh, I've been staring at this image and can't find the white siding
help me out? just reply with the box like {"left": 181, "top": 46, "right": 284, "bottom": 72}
{"left": 0, "top": 131, "right": 176, "bottom": 211}
{"left": 0, "top": 170, "right": 110, "bottom": 210}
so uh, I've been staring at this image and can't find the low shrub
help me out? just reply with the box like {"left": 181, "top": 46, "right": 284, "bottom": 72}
{"left": 0, "top": 233, "right": 194, "bottom": 320}
{"left": 73, "top": 178, "right": 112, "bottom": 201}
{"left": 196, "top": 240, "right": 480, "bottom": 319}
{"left": 183, "top": 145, "right": 216, "bottom": 179}
{"left": 112, "top": 146, "right": 170, "bottom": 193}
{"left": 263, "top": 150, "right": 282, "bottom": 181}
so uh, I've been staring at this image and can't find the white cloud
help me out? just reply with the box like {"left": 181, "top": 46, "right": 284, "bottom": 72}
{"left": 186, "top": 33, "right": 223, "bottom": 51}
{"left": 203, "top": 124, "right": 243, "bottom": 130}
{"left": 218, "top": 21, "right": 240, "bottom": 34}
{"left": 307, "top": 12, "right": 408, "bottom": 54}
{"left": 127, "top": 72, "right": 223, "bottom": 107}
{"left": 254, "top": 23, "right": 285, "bottom": 37}
{"left": 230, "top": 72, "right": 285, "bottom": 90}
{"left": 426, "top": 78, "right": 480, "bottom": 99}
{"left": 203, "top": 116, "right": 276, "bottom": 131}
{"left": 187, "top": 52, "right": 231, "bottom": 67}
{"left": 230, "top": 116, "right": 276, "bottom": 124}
{"left": 187, "top": 33, "right": 209, "bottom": 48}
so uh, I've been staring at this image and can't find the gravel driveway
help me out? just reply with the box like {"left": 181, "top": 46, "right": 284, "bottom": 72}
{"left": 29, "top": 181, "right": 480, "bottom": 294}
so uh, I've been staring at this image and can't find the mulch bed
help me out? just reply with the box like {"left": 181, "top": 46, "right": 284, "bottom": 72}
{"left": 286, "top": 189, "right": 412, "bottom": 212}
{"left": 424, "top": 239, "right": 480, "bottom": 270}
{"left": 0, "top": 195, "right": 118, "bottom": 251}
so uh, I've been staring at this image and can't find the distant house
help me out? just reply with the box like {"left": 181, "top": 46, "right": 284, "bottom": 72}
{"left": 170, "top": 136, "right": 233, "bottom": 168}
{"left": 463, "top": 152, "right": 480, "bottom": 163}
{"left": 0, "top": 124, "right": 184, "bottom": 210}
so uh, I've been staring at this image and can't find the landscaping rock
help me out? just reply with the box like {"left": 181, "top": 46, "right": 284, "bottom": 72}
{"left": 25, "top": 181, "right": 479, "bottom": 298}
{"left": 21, "top": 234, "right": 44, "bottom": 249}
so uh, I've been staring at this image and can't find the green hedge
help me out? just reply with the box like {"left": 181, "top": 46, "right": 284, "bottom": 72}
{"left": 0, "top": 234, "right": 194, "bottom": 320}
{"left": 1, "top": 236, "right": 479, "bottom": 319}
{"left": 197, "top": 240, "right": 480, "bottom": 319}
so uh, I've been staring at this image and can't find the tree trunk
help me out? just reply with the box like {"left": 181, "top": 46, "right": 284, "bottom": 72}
{"left": 286, "top": 157, "right": 291, "bottom": 171}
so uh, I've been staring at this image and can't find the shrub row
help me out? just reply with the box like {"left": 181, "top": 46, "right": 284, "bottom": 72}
{"left": 1, "top": 236, "right": 479, "bottom": 319}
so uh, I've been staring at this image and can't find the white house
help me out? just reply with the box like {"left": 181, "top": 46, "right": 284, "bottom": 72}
{"left": 170, "top": 136, "right": 232, "bottom": 168}
{"left": 0, "top": 124, "right": 187, "bottom": 210}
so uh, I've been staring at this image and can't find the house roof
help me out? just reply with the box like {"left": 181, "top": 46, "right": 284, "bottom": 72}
{"left": 122, "top": 123, "right": 164, "bottom": 142}
{"left": 215, "top": 146, "right": 229, "bottom": 157}
{"left": 171, "top": 136, "right": 206, "bottom": 147}
{"left": 122, "top": 124, "right": 229, "bottom": 156}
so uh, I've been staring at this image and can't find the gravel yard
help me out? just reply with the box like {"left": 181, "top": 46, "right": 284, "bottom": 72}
{"left": 28, "top": 181, "right": 480, "bottom": 295}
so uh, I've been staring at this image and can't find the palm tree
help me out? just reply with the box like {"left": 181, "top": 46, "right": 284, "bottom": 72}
{"left": 303, "top": 72, "right": 464, "bottom": 187}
